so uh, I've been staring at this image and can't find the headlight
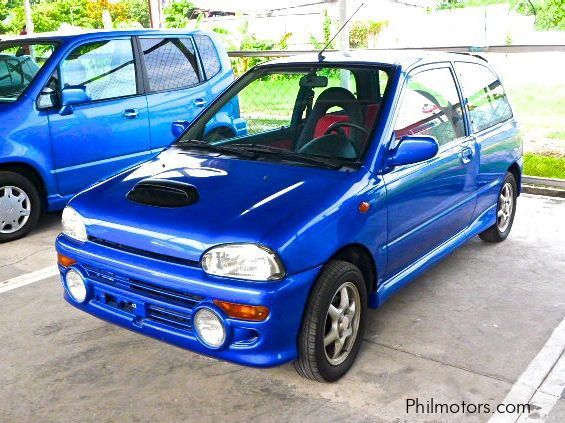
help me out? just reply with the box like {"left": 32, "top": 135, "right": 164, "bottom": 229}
{"left": 61, "top": 206, "right": 87, "bottom": 242}
{"left": 201, "top": 244, "right": 284, "bottom": 281}
{"left": 65, "top": 269, "right": 87, "bottom": 303}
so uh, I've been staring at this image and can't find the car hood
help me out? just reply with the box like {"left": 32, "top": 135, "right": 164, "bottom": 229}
{"left": 71, "top": 147, "right": 357, "bottom": 263}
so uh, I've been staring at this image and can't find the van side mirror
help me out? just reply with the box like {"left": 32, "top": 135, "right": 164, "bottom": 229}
{"left": 59, "top": 85, "right": 90, "bottom": 115}
{"left": 387, "top": 135, "right": 439, "bottom": 167}
{"left": 171, "top": 120, "right": 190, "bottom": 138}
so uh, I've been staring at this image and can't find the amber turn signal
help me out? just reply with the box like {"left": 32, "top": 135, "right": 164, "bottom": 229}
{"left": 358, "top": 201, "right": 370, "bottom": 213}
{"left": 213, "top": 300, "right": 270, "bottom": 322}
{"left": 57, "top": 253, "right": 76, "bottom": 268}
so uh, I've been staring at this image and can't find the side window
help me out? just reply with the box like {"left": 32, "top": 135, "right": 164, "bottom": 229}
{"left": 394, "top": 67, "right": 465, "bottom": 147}
{"left": 60, "top": 39, "right": 137, "bottom": 101}
{"left": 194, "top": 35, "right": 221, "bottom": 80}
{"left": 140, "top": 38, "right": 200, "bottom": 92}
{"left": 455, "top": 62, "right": 512, "bottom": 133}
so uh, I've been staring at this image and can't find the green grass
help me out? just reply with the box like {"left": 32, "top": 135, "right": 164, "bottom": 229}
{"left": 524, "top": 153, "right": 565, "bottom": 179}
{"left": 506, "top": 83, "right": 565, "bottom": 142}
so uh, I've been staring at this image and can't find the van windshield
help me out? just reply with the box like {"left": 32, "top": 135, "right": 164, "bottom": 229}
{"left": 0, "top": 41, "right": 57, "bottom": 102}
{"left": 178, "top": 65, "right": 390, "bottom": 168}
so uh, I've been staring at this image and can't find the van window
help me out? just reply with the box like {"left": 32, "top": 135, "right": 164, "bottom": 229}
{"left": 455, "top": 62, "right": 513, "bottom": 133}
{"left": 61, "top": 39, "right": 137, "bottom": 101}
{"left": 140, "top": 38, "right": 200, "bottom": 92}
{"left": 395, "top": 67, "right": 465, "bottom": 146}
{"left": 194, "top": 35, "right": 221, "bottom": 80}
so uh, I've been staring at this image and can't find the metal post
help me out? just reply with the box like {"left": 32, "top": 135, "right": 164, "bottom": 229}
{"left": 149, "top": 0, "right": 162, "bottom": 29}
{"left": 23, "top": 0, "right": 34, "bottom": 34}
{"left": 339, "top": 0, "right": 350, "bottom": 89}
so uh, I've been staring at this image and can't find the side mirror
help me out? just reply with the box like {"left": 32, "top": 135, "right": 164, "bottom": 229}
{"left": 59, "top": 85, "right": 90, "bottom": 115}
{"left": 171, "top": 120, "right": 190, "bottom": 138}
{"left": 387, "top": 135, "right": 439, "bottom": 167}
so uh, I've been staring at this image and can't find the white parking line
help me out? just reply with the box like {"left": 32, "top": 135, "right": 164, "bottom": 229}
{"left": 490, "top": 317, "right": 565, "bottom": 422}
{"left": 0, "top": 265, "right": 59, "bottom": 294}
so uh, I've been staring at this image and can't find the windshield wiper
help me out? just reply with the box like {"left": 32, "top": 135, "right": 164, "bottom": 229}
{"left": 230, "top": 144, "right": 342, "bottom": 169}
{"left": 177, "top": 140, "right": 257, "bottom": 159}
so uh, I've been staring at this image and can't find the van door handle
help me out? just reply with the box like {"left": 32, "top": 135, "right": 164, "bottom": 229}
{"left": 122, "top": 108, "right": 138, "bottom": 119}
{"left": 194, "top": 98, "right": 207, "bottom": 108}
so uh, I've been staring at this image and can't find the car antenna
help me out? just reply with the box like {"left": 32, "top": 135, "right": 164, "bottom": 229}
{"left": 318, "top": 2, "right": 364, "bottom": 62}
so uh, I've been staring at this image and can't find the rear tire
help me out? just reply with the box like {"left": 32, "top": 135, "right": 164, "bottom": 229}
{"left": 479, "top": 172, "right": 517, "bottom": 243}
{"left": 294, "top": 260, "right": 367, "bottom": 382}
{"left": 0, "top": 171, "right": 41, "bottom": 243}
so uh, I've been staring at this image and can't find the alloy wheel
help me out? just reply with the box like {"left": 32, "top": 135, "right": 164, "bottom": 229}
{"left": 324, "top": 281, "right": 361, "bottom": 366}
{"left": 497, "top": 182, "right": 514, "bottom": 232}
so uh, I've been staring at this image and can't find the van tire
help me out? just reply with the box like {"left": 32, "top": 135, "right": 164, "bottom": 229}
{"left": 0, "top": 171, "right": 41, "bottom": 243}
{"left": 479, "top": 172, "right": 517, "bottom": 243}
{"left": 294, "top": 260, "right": 367, "bottom": 382}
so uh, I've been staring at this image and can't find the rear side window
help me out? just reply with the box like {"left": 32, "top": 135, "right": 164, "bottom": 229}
{"left": 455, "top": 62, "right": 512, "bottom": 133}
{"left": 60, "top": 39, "right": 137, "bottom": 101}
{"left": 140, "top": 37, "right": 200, "bottom": 92}
{"left": 194, "top": 35, "right": 221, "bottom": 79}
{"left": 394, "top": 67, "right": 465, "bottom": 146}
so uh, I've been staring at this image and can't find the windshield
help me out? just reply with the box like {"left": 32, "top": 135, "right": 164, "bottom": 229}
{"left": 0, "top": 41, "right": 57, "bottom": 102}
{"left": 178, "top": 65, "right": 390, "bottom": 168}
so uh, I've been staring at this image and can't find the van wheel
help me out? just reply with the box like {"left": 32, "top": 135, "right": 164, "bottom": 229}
{"left": 0, "top": 171, "right": 41, "bottom": 243}
{"left": 294, "top": 260, "right": 367, "bottom": 382}
{"left": 479, "top": 172, "right": 517, "bottom": 243}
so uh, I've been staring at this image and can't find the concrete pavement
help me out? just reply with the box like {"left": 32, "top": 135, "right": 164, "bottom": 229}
{"left": 0, "top": 194, "right": 564, "bottom": 422}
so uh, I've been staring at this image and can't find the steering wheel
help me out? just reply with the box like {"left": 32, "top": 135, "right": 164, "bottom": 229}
{"left": 324, "top": 121, "right": 370, "bottom": 138}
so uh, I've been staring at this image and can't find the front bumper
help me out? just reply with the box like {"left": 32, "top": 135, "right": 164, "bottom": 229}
{"left": 56, "top": 235, "right": 321, "bottom": 367}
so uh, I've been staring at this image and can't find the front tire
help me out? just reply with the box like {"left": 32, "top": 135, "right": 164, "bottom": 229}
{"left": 479, "top": 172, "right": 517, "bottom": 243}
{"left": 294, "top": 260, "right": 367, "bottom": 382}
{"left": 0, "top": 171, "right": 41, "bottom": 243}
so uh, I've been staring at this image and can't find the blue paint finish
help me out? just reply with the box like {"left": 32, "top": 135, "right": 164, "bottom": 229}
{"left": 55, "top": 51, "right": 522, "bottom": 368}
{"left": 0, "top": 29, "right": 235, "bottom": 211}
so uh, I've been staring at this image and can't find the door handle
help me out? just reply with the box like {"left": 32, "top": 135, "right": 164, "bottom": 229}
{"left": 194, "top": 98, "right": 207, "bottom": 108}
{"left": 122, "top": 108, "right": 138, "bottom": 119}
{"left": 459, "top": 146, "right": 474, "bottom": 164}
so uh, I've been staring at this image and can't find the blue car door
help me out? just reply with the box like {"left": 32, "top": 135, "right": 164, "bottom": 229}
{"left": 138, "top": 36, "right": 210, "bottom": 149}
{"left": 383, "top": 64, "right": 478, "bottom": 279}
{"left": 48, "top": 37, "right": 151, "bottom": 196}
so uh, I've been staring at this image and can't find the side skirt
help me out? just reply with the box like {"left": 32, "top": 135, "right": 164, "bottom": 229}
{"left": 369, "top": 203, "right": 497, "bottom": 308}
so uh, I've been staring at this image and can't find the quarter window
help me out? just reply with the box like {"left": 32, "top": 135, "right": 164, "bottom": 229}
{"left": 395, "top": 67, "right": 465, "bottom": 146}
{"left": 140, "top": 37, "right": 200, "bottom": 92}
{"left": 455, "top": 62, "right": 512, "bottom": 133}
{"left": 60, "top": 39, "right": 137, "bottom": 101}
{"left": 194, "top": 35, "right": 221, "bottom": 79}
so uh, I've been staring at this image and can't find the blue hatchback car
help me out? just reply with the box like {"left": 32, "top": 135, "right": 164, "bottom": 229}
{"left": 56, "top": 51, "right": 522, "bottom": 382}
{"left": 0, "top": 29, "right": 240, "bottom": 242}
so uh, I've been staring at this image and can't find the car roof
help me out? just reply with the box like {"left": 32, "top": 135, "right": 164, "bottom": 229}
{"left": 0, "top": 28, "right": 211, "bottom": 44}
{"left": 260, "top": 50, "right": 487, "bottom": 70}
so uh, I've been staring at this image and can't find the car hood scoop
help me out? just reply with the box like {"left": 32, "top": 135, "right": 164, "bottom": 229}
{"left": 126, "top": 178, "right": 199, "bottom": 207}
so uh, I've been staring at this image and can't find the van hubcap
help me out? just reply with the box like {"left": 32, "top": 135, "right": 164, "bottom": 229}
{"left": 497, "top": 182, "right": 513, "bottom": 232}
{"left": 324, "top": 282, "right": 361, "bottom": 366}
{"left": 0, "top": 186, "right": 31, "bottom": 234}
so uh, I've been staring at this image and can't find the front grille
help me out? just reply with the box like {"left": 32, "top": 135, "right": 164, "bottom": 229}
{"left": 88, "top": 237, "right": 199, "bottom": 267}
{"left": 147, "top": 305, "right": 192, "bottom": 331}
{"left": 84, "top": 265, "right": 204, "bottom": 310}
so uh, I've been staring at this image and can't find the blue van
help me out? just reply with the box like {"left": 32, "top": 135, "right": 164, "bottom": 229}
{"left": 0, "top": 29, "right": 241, "bottom": 242}
{"left": 56, "top": 52, "right": 522, "bottom": 382}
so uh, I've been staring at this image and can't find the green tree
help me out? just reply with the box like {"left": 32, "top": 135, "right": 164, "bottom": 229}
{"left": 535, "top": 0, "right": 565, "bottom": 30}
{"left": 163, "top": 0, "right": 196, "bottom": 28}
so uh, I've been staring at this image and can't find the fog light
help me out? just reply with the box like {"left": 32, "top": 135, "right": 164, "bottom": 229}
{"left": 194, "top": 308, "right": 226, "bottom": 348}
{"left": 65, "top": 269, "right": 87, "bottom": 303}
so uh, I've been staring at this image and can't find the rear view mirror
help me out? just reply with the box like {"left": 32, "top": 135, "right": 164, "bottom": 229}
{"left": 299, "top": 74, "right": 328, "bottom": 88}
{"left": 171, "top": 120, "right": 190, "bottom": 138}
{"left": 59, "top": 85, "right": 90, "bottom": 115}
{"left": 388, "top": 135, "right": 439, "bottom": 167}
